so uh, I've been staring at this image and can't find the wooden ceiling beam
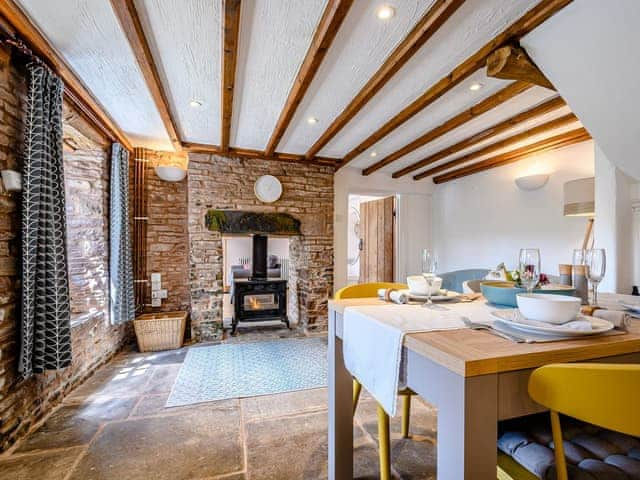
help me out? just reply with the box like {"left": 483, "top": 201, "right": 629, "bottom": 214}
{"left": 339, "top": 0, "right": 572, "bottom": 167}
{"left": 0, "top": 0, "right": 133, "bottom": 151}
{"left": 364, "top": 81, "right": 531, "bottom": 176}
{"left": 221, "top": 0, "right": 242, "bottom": 152}
{"left": 265, "top": 0, "right": 353, "bottom": 156}
{"left": 182, "top": 142, "right": 338, "bottom": 167}
{"left": 486, "top": 44, "right": 554, "bottom": 90}
{"left": 305, "top": 0, "right": 465, "bottom": 161}
{"left": 110, "top": 0, "right": 181, "bottom": 151}
{"left": 432, "top": 128, "right": 591, "bottom": 184}
{"left": 413, "top": 112, "right": 578, "bottom": 180}
{"left": 394, "top": 95, "right": 566, "bottom": 178}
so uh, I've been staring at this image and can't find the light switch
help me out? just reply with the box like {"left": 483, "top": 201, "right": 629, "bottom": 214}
{"left": 151, "top": 281, "right": 161, "bottom": 291}
{"left": 151, "top": 298, "right": 161, "bottom": 307}
{"left": 151, "top": 273, "right": 161, "bottom": 283}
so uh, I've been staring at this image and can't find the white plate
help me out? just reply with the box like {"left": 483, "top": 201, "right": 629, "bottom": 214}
{"left": 620, "top": 302, "right": 640, "bottom": 314}
{"left": 491, "top": 309, "right": 614, "bottom": 336}
{"left": 409, "top": 291, "right": 458, "bottom": 302}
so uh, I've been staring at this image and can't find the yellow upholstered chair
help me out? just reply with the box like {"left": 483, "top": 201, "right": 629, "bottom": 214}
{"left": 498, "top": 363, "right": 640, "bottom": 480}
{"left": 335, "top": 282, "right": 413, "bottom": 480}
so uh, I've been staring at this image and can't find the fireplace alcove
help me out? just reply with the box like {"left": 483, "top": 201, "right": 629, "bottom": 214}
{"left": 209, "top": 210, "right": 302, "bottom": 335}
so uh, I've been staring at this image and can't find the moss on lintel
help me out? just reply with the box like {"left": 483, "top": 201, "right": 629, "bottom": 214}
{"left": 205, "top": 210, "right": 301, "bottom": 235}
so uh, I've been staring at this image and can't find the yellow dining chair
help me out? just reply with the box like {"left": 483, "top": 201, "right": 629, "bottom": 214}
{"left": 498, "top": 363, "right": 640, "bottom": 480}
{"left": 335, "top": 282, "right": 413, "bottom": 480}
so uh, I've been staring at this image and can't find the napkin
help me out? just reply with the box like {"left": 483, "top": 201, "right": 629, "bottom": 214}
{"left": 513, "top": 311, "right": 593, "bottom": 331}
{"left": 377, "top": 288, "right": 409, "bottom": 304}
{"left": 590, "top": 309, "right": 631, "bottom": 330}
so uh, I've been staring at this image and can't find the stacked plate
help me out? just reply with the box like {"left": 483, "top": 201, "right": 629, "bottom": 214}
{"left": 491, "top": 293, "right": 614, "bottom": 338}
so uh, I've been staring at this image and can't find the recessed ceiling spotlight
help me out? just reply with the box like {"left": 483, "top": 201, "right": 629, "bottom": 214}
{"left": 370, "top": 151, "right": 377, "bottom": 157}
{"left": 376, "top": 4, "right": 395, "bottom": 20}
{"left": 469, "top": 82, "right": 483, "bottom": 91}
{"left": 189, "top": 100, "right": 203, "bottom": 108}
{"left": 307, "top": 116, "right": 318, "bottom": 125}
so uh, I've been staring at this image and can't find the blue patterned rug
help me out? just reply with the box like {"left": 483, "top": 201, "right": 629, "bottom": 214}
{"left": 166, "top": 337, "right": 327, "bottom": 407}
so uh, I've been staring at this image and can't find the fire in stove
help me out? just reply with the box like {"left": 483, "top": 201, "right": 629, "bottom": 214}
{"left": 243, "top": 294, "right": 278, "bottom": 311}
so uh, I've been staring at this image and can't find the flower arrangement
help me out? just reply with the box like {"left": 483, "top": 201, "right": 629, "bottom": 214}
{"left": 494, "top": 263, "right": 550, "bottom": 289}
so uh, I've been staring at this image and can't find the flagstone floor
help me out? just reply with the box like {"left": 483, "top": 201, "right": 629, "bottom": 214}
{"left": 0, "top": 333, "right": 437, "bottom": 479}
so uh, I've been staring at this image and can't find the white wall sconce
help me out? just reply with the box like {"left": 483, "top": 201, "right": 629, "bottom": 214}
{"left": 1, "top": 169, "right": 22, "bottom": 192}
{"left": 515, "top": 173, "right": 549, "bottom": 191}
{"left": 155, "top": 165, "right": 187, "bottom": 182}
{"left": 153, "top": 153, "right": 188, "bottom": 182}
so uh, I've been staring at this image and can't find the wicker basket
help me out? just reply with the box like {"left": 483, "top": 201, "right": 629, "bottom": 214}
{"left": 134, "top": 311, "right": 187, "bottom": 352}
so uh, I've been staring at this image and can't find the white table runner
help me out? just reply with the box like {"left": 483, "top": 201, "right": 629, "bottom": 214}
{"left": 342, "top": 303, "right": 492, "bottom": 416}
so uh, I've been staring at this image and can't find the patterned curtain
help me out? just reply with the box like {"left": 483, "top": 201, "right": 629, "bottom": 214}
{"left": 110, "top": 144, "right": 135, "bottom": 325}
{"left": 19, "top": 63, "right": 71, "bottom": 378}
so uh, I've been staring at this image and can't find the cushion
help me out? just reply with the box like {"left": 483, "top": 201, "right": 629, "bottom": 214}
{"left": 498, "top": 413, "right": 640, "bottom": 479}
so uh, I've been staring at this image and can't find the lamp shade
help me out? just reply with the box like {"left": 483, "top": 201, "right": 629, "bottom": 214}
{"left": 563, "top": 177, "right": 595, "bottom": 216}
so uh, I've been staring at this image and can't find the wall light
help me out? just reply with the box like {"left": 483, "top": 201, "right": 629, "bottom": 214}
{"left": 515, "top": 173, "right": 550, "bottom": 191}
{"left": 153, "top": 152, "right": 189, "bottom": 182}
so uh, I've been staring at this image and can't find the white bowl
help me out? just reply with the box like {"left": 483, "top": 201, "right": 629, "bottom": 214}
{"left": 516, "top": 293, "right": 581, "bottom": 324}
{"left": 407, "top": 275, "right": 442, "bottom": 295}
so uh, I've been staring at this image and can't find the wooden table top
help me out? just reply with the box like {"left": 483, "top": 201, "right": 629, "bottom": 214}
{"left": 329, "top": 298, "right": 640, "bottom": 377}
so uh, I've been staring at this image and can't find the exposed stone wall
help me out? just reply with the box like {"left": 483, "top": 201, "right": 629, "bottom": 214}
{"left": 144, "top": 150, "right": 189, "bottom": 312}
{"left": 0, "top": 48, "right": 131, "bottom": 452}
{"left": 188, "top": 153, "right": 334, "bottom": 341}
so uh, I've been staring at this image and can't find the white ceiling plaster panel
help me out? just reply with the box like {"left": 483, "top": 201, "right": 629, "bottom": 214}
{"left": 347, "top": 71, "right": 510, "bottom": 168}
{"left": 232, "top": 0, "right": 328, "bottom": 150}
{"left": 135, "top": 0, "right": 221, "bottom": 145}
{"left": 313, "top": 0, "right": 540, "bottom": 158}
{"left": 370, "top": 85, "right": 559, "bottom": 172}
{"left": 412, "top": 120, "right": 584, "bottom": 179}
{"left": 17, "top": 0, "right": 172, "bottom": 150}
{"left": 277, "top": 0, "right": 436, "bottom": 154}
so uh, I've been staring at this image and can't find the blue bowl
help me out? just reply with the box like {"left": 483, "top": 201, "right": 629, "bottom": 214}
{"left": 480, "top": 281, "right": 576, "bottom": 307}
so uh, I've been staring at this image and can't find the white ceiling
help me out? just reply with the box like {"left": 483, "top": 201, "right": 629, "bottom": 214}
{"left": 18, "top": 0, "right": 173, "bottom": 151}
{"left": 135, "top": 0, "right": 222, "bottom": 146}
{"left": 16, "top": 0, "right": 583, "bottom": 180}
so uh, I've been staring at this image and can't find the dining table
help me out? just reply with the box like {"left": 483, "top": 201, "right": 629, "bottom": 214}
{"left": 328, "top": 293, "right": 640, "bottom": 480}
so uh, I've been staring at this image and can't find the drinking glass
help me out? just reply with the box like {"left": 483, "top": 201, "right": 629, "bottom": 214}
{"left": 572, "top": 248, "right": 586, "bottom": 266}
{"left": 421, "top": 249, "right": 438, "bottom": 307}
{"left": 519, "top": 248, "right": 541, "bottom": 294}
{"left": 586, "top": 248, "right": 606, "bottom": 305}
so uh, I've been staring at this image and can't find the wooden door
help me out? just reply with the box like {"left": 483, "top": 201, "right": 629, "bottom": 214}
{"left": 359, "top": 196, "right": 394, "bottom": 283}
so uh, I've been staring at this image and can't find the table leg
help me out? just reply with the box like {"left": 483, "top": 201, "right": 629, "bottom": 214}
{"left": 406, "top": 350, "right": 498, "bottom": 480}
{"left": 328, "top": 309, "right": 353, "bottom": 480}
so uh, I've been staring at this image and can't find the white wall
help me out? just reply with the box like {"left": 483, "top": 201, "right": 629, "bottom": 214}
{"left": 594, "top": 145, "right": 638, "bottom": 294}
{"left": 432, "top": 141, "right": 595, "bottom": 276}
{"left": 522, "top": 0, "right": 640, "bottom": 181}
{"left": 334, "top": 167, "right": 433, "bottom": 292}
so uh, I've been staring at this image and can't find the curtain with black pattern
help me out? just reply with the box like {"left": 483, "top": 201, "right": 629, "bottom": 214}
{"left": 19, "top": 62, "right": 71, "bottom": 379}
{"left": 109, "top": 143, "right": 135, "bottom": 325}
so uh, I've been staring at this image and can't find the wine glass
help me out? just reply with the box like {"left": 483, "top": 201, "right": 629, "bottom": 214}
{"left": 586, "top": 249, "right": 606, "bottom": 305}
{"left": 421, "top": 249, "right": 438, "bottom": 307}
{"left": 519, "top": 249, "right": 541, "bottom": 294}
{"left": 572, "top": 248, "right": 586, "bottom": 266}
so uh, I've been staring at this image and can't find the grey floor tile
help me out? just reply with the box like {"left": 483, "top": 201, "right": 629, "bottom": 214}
{"left": 241, "top": 388, "right": 327, "bottom": 421}
{"left": 0, "top": 446, "right": 84, "bottom": 479}
{"left": 68, "top": 406, "right": 242, "bottom": 480}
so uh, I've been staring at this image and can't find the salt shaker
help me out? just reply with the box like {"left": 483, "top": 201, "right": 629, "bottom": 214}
{"left": 572, "top": 265, "right": 589, "bottom": 305}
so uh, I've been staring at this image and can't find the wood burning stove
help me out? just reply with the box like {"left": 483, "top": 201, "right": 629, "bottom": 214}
{"left": 231, "top": 234, "right": 288, "bottom": 334}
